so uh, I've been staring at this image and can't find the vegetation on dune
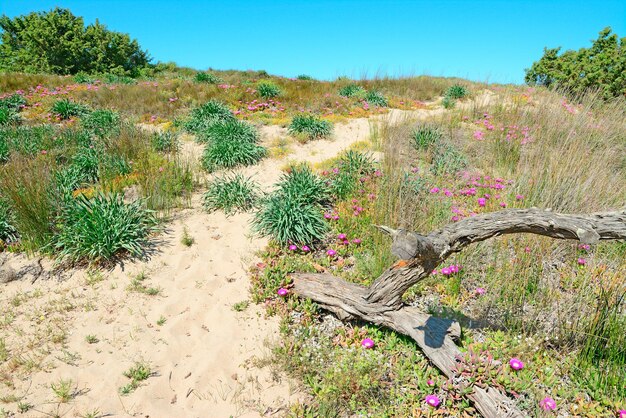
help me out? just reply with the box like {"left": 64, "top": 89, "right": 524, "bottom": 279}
{"left": 288, "top": 114, "right": 333, "bottom": 141}
{"left": 183, "top": 100, "right": 235, "bottom": 133}
{"left": 203, "top": 173, "right": 261, "bottom": 216}
{"left": 526, "top": 27, "right": 626, "bottom": 99}
{"left": 0, "top": 8, "right": 150, "bottom": 75}
{"left": 200, "top": 119, "right": 266, "bottom": 172}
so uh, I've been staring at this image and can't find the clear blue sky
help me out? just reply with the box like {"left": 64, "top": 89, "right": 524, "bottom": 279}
{"left": 2, "top": 1, "right": 625, "bottom": 84}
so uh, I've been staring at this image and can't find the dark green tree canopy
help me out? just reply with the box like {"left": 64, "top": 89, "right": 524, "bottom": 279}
{"left": 525, "top": 27, "right": 626, "bottom": 99}
{"left": 0, "top": 8, "right": 151, "bottom": 75}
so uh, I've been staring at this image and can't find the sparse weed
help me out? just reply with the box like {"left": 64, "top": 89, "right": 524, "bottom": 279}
{"left": 120, "top": 361, "right": 152, "bottom": 395}
{"left": 232, "top": 300, "right": 249, "bottom": 312}
{"left": 50, "top": 378, "right": 74, "bottom": 402}
{"left": 85, "top": 335, "right": 99, "bottom": 344}
{"left": 181, "top": 226, "right": 195, "bottom": 247}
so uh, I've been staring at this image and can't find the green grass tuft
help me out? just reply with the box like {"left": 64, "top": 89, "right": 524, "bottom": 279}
{"left": 203, "top": 173, "right": 261, "bottom": 216}
{"left": 288, "top": 114, "right": 333, "bottom": 141}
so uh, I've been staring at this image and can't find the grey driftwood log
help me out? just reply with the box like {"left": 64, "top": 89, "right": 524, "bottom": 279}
{"left": 291, "top": 208, "right": 626, "bottom": 418}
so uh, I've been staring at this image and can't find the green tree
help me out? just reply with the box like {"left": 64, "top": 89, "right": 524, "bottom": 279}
{"left": 0, "top": 8, "right": 150, "bottom": 75}
{"left": 525, "top": 27, "right": 626, "bottom": 99}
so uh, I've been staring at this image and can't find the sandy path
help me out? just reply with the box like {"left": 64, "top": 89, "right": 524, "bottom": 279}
{"left": 0, "top": 116, "right": 381, "bottom": 418}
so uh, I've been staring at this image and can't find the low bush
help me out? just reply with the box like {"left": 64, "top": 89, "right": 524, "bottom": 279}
{"left": 296, "top": 74, "right": 314, "bottom": 80}
{"left": 183, "top": 100, "right": 235, "bottom": 133}
{"left": 198, "top": 119, "right": 258, "bottom": 144}
{"left": 256, "top": 81, "right": 281, "bottom": 98}
{"left": 365, "top": 90, "right": 388, "bottom": 107}
{"left": 0, "top": 94, "right": 27, "bottom": 111}
{"left": 411, "top": 125, "right": 442, "bottom": 150}
{"left": 194, "top": 72, "right": 222, "bottom": 84}
{"left": 445, "top": 84, "right": 468, "bottom": 99}
{"left": 152, "top": 131, "right": 178, "bottom": 153}
{"left": 276, "top": 165, "right": 331, "bottom": 205}
{"left": 54, "top": 193, "right": 158, "bottom": 263}
{"left": 203, "top": 173, "right": 260, "bottom": 216}
{"left": 288, "top": 114, "right": 333, "bottom": 141}
{"left": 200, "top": 120, "right": 266, "bottom": 172}
{"left": 51, "top": 99, "right": 89, "bottom": 120}
{"left": 81, "top": 109, "right": 120, "bottom": 138}
{"left": 338, "top": 83, "right": 366, "bottom": 99}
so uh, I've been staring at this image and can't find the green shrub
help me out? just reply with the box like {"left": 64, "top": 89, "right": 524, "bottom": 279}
{"left": 444, "top": 84, "right": 468, "bottom": 99}
{"left": 252, "top": 194, "right": 328, "bottom": 245}
{"left": 276, "top": 165, "right": 331, "bottom": 205}
{"left": 0, "top": 106, "right": 19, "bottom": 126}
{"left": 338, "top": 83, "right": 366, "bottom": 99}
{"left": 103, "top": 73, "right": 136, "bottom": 85}
{"left": 194, "top": 72, "right": 222, "bottom": 84}
{"left": 0, "top": 198, "right": 17, "bottom": 243}
{"left": 0, "top": 125, "right": 55, "bottom": 156}
{"left": 203, "top": 173, "right": 260, "bottom": 216}
{"left": 442, "top": 95, "right": 455, "bottom": 109}
{"left": 288, "top": 114, "right": 333, "bottom": 141}
{"left": 411, "top": 125, "right": 442, "bottom": 150}
{"left": 330, "top": 150, "right": 376, "bottom": 199}
{"left": 198, "top": 119, "right": 258, "bottom": 144}
{"left": 152, "top": 131, "right": 178, "bottom": 153}
{"left": 296, "top": 74, "right": 314, "bottom": 80}
{"left": 71, "top": 146, "right": 100, "bottom": 184}
{"left": 81, "top": 109, "right": 120, "bottom": 138}
{"left": 184, "top": 100, "right": 235, "bottom": 133}
{"left": 201, "top": 136, "right": 266, "bottom": 173}
{"left": 256, "top": 81, "right": 281, "bottom": 98}
{"left": 54, "top": 193, "right": 158, "bottom": 262}
{"left": 0, "top": 94, "right": 27, "bottom": 111}
{"left": 138, "top": 159, "right": 194, "bottom": 212}
{"left": 0, "top": 136, "right": 8, "bottom": 162}
{"left": 51, "top": 99, "right": 89, "bottom": 120}
{"left": 73, "top": 72, "right": 95, "bottom": 83}
{"left": 365, "top": 90, "right": 388, "bottom": 107}
{"left": 431, "top": 141, "right": 467, "bottom": 175}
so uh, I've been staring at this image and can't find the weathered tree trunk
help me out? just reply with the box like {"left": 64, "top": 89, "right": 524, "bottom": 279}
{"left": 292, "top": 208, "right": 626, "bottom": 418}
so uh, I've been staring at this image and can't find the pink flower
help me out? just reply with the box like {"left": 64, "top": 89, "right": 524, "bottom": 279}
{"left": 40, "top": 150, "right": 48, "bottom": 155}
{"left": 158, "top": 167, "right": 164, "bottom": 172}
{"left": 478, "top": 198, "right": 486, "bottom": 207}
{"left": 475, "top": 287, "right": 486, "bottom": 295}
{"left": 301, "top": 245, "right": 310, "bottom": 252}
{"left": 617, "top": 409, "right": 626, "bottom": 418}
{"left": 288, "top": 244, "right": 297, "bottom": 251}
{"left": 500, "top": 202, "right": 507, "bottom": 208}
{"left": 361, "top": 338, "right": 375, "bottom": 349}
{"left": 524, "top": 247, "right": 531, "bottom": 253}
{"left": 332, "top": 215, "right": 340, "bottom": 221}
{"left": 326, "top": 249, "right": 337, "bottom": 257}
{"left": 324, "top": 213, "right": 332, "bottom": 219}
{"left": 352, "top": 238, "right": 362, "bottom": 244}
{"left": 426, "top": 379, "right": 435, "bottom": 386}
{"left": 441, "top": 267, "right": 451, "bottom": 275}
{"left": 577, "top": 257, "right": 586, "bottom": 265}
{"left": 539, "top": 397, "right": 556, "bottom": 411}
{"left": 425, "top": 395, "right": 440, "bottom": 407}
{"left": 277, "top": 288, "right": 289, "bottom": 297}
{"left": 473, "top": 130, "right": 485, "bottom": 140}
{"left": 337, "top": 233, "right": 347, "bottom": 240}
{"left": 515, "top": 194, "right": 524, "bottom": 200}
{"left": 430, "top": 187, "right": 440, "bottom": 194}
{"left": 509, "top": 358, "right": 524, "bottom": 371}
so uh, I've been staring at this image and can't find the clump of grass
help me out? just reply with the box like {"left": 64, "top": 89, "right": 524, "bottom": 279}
{"left": 0, "top": 136, "right": 7, "bottom": 163}
{"left": 0, "top": 198, "right": 17, "bottom": 243}
{"left": 365, "top": 90, "right": 388, "bottom": 107}
{"left": 256, "top": 81, "right": 281, "bottom": 98}
{"left": 253, "top": 165, "right": 329, "bottom": 245}
{"left": 194, "top": 72, "right": 222, "bottom": 84}
{"left": 0, "top": 94, "right": 26, "bottom": 111}
{"left": 184, "top": 100, "right": 235, "bottom": 133}
{"left": 127, "top": 272, "right": 161, "bottom": 295}
{"left": 329, "top": 150, "right": 376, "bottom": 199}
{"left": 203, "top": 173, "right": 260, "bottom": 216}
{"left": 50, "top": 378, "right": 75, "bottom": 403}
{"left": 81, "top": 109, "right": 120, "bottom": 138}
{"left": 232, "top": 300, "right": 249, "bottom": 311}
{"left": 338, "top": 83, "right": 366, "bottom": 99}
{"left": 152, "top": 131, "right": 178, "bottom": 153}
{"left": 120, "top": 361, "right": 152, "bottom": 395}
{"left": 0, "top": 106, "right": 19, "bottom": 126}
{"left": 430, "top": 141, "right": 468, "bottom": 175}
{"left": 181, "top": 226, "right": 195, "bottom": 247}
{"left": 411, "top": 124, "right": 442, "bottom": 150}
{"left": 51, "top": 99, "right": 89, "bottom": 120}
{"left": 53, "top": 193, "right": 158, "bottom": 263}
{"left": 442, "top": 95, "right": 455, "bottom": 109}
{"left": 296, "top": 74, "right": 314, "bottom": 80}
{"left": 85, "top": 335, "right": 99, "bottom": 344}
{"left": 200, "top": 121, "right": 266, "bottom": 172}
{"left": 288, "top": 114, "right": 333, "bottom": 142}
{"left": 276, "top": 164, "right": 331, "bottom": 205}
{"left": 445, "top": 84, "right": 468, "bottom": 99}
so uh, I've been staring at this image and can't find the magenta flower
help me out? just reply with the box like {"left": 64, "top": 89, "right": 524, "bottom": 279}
{"left": 288, "top": 244, "right": 297, "bottom": 251}
{"left": 337, "top": 233, "right": 347, "bottom": 240}
{"left": 352, "top": 238, "right": 362, "bottom": 244}
{"left": 473, "top": 130, "right": 485, "bottom": 140}
{"left": 500, "top": 202, "right": 507, "bottom": 208}
{"left": 430, "top": 187, "right": 440, "bottom": 194}
{"left": 516, "top": 194, "right": 524, "bottom": 200}
{"left": 478, "top": 198, "right": 486, "bottom": 207}
{"left": 441, "top": 267, "right": 451, "bottom": 275}
{"left": 324, "top": 213, "right": 332, "bottom": 219}
{"left": 326, "top": 249, "right": 337, "bottom": 257}
{"left": 577, "top": 257, "right": 587, "bottom": 265}
{"left": 332, "top": 215, "right": 340, "bottom": 221}
{"left": 617, "top": 409, "right": 626, "bottom": 418}
{"left": 427, "top": 379, "right": 435, "bottom": 386}
{"left": 302, "top": 245, "right": 310, "bottom": 252}
{"left": 539, "top": 397, "right": 556, "bottom": 411}
{"left": 475, "top": 287, "right": 486, "bottom": 295}
{"left": 425, "top": 395, "right": 440, "bottom": 407}
{"left": 449, "top": 265, "right": 458, "bottom": 273}
{"left": 277, "top": 288, "right": 289, "bottom": 297}
{"left": 361, "top": 338, "right": 375, "bottom": 349}
{"left": 578, "top": 243, "right": 590, "bottom": 251}
{"left": 509, "top": 358, "right": 524, "bottom": 371}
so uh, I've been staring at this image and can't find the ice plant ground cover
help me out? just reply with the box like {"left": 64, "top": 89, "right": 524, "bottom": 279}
{"left": 0, "top": 68, "right": 624, "bottom": 417}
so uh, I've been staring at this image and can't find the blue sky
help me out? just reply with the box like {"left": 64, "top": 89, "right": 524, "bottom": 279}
{"left": 3, "top": 1, "right": 625, "bottom": 84}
